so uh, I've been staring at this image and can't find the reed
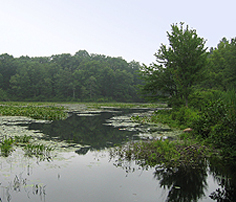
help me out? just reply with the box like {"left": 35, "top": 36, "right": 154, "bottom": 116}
{"left": 0, "top": 135, "right": 53, "bottom": 160}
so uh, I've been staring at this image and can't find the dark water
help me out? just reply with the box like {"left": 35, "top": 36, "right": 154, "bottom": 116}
{"left": 27, "top": 110, "right": 138, "bottom": 150}
{"left": 0, "top": 109, "right": 235, "bottom": 202}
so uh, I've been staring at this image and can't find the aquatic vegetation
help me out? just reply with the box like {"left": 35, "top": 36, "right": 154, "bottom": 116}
{"left": 14, "top": 134, "right": 32, "bottom": 144}
{"left": 24, "top": 143, "right": 53, "bottom": 161}
{"left": 110, "top": 138, "right": 210, "bottom": 169}
{"left": 110, "top": 138, "right": 214, "bottom": 202}
{"left": 0, "top": 136, "right": 15, "bottom": 156}
{"left": 0, "top": 135, "right": 53, "bottom": 160}
{"left": 84, "top": 102, "right": 167, "bottom": 109}
{"left": 0, "top": 104, "right": 67, "bottom": 120}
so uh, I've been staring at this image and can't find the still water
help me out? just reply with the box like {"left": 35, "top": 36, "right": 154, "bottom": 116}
{"left": 0, "top": 109, "right": 235, "bottom": 202}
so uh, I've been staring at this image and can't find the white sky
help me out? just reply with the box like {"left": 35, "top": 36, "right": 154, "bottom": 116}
{"left": 1, "top": 0, "right": 236, "bottom": 65}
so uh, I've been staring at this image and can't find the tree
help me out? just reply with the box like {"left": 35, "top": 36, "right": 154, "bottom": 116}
{"left": 206, "top": 37, "right": 236, "bottom": 91}
{"left": 141, "top": 23, "right": 208, "bottom": 107}
{"left": 0, "top": 50, "right": 142, "bottom": 102}
{"left": 0, "top": 54, "right": 18, "bottom": 91}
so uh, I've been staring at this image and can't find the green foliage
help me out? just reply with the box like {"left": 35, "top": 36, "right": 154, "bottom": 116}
{"left": 24, "top": 143, "right": 53, "bottom": 160}
{"left": 192, "top": 90, "right": 236, "bottom": 159}
{"left": 0, "top": 88, "right": 9, "bottom": 101}
{"left": 14, "top": 135, "right": 32, "bottom": 143}
{"left": 140, "top": 22, "right": 208, "bottom": 107}
{"left": 188, "top": 89, "right": 223, "bottom": 109}
{"left": 204, "top": 37, "right": 236, "bottom": 90}
{"left": 149, "top": 107, "right": 199, "bottom": 130}
{"left": 0, "top": 51, "right": 143, "bottom": 102}
{"left": 0, "top": 137, "right": 14, "bottom": 157}
{"left": 111, "top": 138, "right": 208, "bottom": 169}
{"left": 0, "top": 135, "right": 53, "bottom": 159}
{"left": 131, "top": 89, "right": 236, "bottom": 160}
{"left": 86, "top": 102, "right": 166, "bottom": 109}
{"left": 0, "top": 104, "right": 67, "bottom": 120}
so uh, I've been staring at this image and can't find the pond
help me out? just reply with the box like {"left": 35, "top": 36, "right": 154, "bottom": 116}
{"left": 0, "top": 108, "right": 235, "bottom": 202}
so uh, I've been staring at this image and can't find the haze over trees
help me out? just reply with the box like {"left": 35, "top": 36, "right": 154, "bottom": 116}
{"left": 0, "top": 23, "right": 236, "bottom": 105}
{"left": 0, "top": 51, "right": 143, "bottom": 102}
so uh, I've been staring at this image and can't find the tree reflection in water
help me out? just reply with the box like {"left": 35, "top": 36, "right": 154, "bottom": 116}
{"left": 154, "top": 163, "right": 208, "bottom": 202}
{"left": 111, "top": 148, "right": 208, "bottom": 201}
{"left": 209, "top": 159, "right": 236, "bottom": 202}
{"left": 110, "top": 148, "right": 236, "bottom": 202}
{"left": 27, "top": 112, "right": 138, "bottom": 150}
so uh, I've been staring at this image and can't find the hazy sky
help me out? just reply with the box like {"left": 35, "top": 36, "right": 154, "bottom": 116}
{"left": 1, "top": 0, "right": 236, "bottom": 64}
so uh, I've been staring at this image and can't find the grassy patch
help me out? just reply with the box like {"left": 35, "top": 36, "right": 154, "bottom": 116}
{"left": 110, "top": 137, "right": 216, "bottom": 169}
{"left": 131, "top": 107, "right": 199, "bottom": 130}
{"left": 0, "top": 104, "right": 67, "bottom": 120}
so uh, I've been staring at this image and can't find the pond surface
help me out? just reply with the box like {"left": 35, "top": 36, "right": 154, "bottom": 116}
{"left": 0, "top": 108, "right": 235, "bottom": 202}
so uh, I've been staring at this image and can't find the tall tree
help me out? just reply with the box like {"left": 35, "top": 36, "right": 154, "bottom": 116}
{"left": 141, "top": 22, "right": 208, "bottom": 106}
{"left": 208, "top": 37, "right": 236, "bottom": 90}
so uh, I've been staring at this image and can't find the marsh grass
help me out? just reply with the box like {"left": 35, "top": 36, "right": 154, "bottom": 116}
{"left": 0, "top": 137, "right": 14, "bottom": 157}
{"left": 0, "top": 135, "right": 54, "bottom": 160}
{"left": 14, "top": 135, "right": 32, "bottom": 144}
{"left": 24, "top": 143, "right": 53, "bottom": 161}
{"left": 131, "top": 107, "right": 199, "bottom": 130}
{"left": 83, "top": 102, "right": 167, "bottom": 109}
{"left": 0, "top": 104, "right": 67, "bottom": 120}
{"left": 110, "top": 137, "right": 213, "bottom": 169}
{"left": 0, "top": 101, "right": 166, "bottom": 120}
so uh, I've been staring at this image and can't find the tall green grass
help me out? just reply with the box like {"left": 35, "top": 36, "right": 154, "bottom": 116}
{"left": 0, "top": 135, "right": 53, "bottom": 159}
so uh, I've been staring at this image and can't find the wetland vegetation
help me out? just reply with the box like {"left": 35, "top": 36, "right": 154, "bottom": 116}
{"left": 0, "top": 103, "right": 67, "bottom": 120}
{"left": 0, "top": 22, "right": 236, "bottom": 201}
{"left": 0, "top": 135, "right": 53, "bottom": 159}
{"left": 0, "top": 102, "right": 235, "bottom": 201}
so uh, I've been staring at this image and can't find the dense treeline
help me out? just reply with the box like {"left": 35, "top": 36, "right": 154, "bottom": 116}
{"left": 0, "top": 50, "right": 143, "bottom": 102}
{"left": 140, "top": 25, "right": 236, "bottom": 106}
{"left": 140, "top": 23, "right": 236, "bottom": 161}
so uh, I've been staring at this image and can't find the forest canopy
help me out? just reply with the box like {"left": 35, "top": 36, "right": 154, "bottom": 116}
{"left": 140, "top": 23, "right": 236, "bottom": 107}
{"left": 1, "top": 23, "right": 236, "bottom": 104}
{"left": 0, "top": 50, "right": 143, "bottom": 102}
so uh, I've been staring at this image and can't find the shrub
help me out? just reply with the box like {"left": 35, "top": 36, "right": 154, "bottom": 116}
{"left": 191, "top": 96, "right": 236, "bottom": 159}
{"left": 188, "top": 89, "right": 223, "bottom": 110}
{"left": 152, "top": 107, "right": 199, "bottom": 129}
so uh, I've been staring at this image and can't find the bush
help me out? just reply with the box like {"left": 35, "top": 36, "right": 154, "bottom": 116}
{"left": 191, "top": 96, "right": 236, "bottom": 159}
{"left": 188, "top": 89, "right": 223, "bottom": 110}
{"left": 153, "top": 107, "right": 199, "bottom": 129}
{"left": 171, "top": 107, "right": 199, "bottom": 129}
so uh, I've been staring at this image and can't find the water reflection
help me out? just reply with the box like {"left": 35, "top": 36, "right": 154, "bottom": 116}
{"left": 110, "top": 148, "right": 236, "bottom": 202}
{"left": 112, "top": 158, "right": 208, "bottom": 201}
{"left": 209, "top": 159, "right": 236, "bottom": 201}
{"left": 26, "top": 110, "right": 141, "bottom": 150}
{"left": 1, "top": 149, "right": 236, "bottom": 202}
{"left": 1, "top": 108, "right": 236, "bottom": 201}
{"left": 154, "top": 164, "right": 208, "bottom": 202}
{"left": 0, "top": 151, "right": 48, "bottom": 202}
